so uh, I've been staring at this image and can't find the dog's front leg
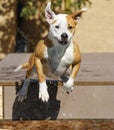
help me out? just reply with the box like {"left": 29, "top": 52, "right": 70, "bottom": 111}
{"left": 35, "top": 56, "right": 49, "bottom": 102}
{"left": 63, "top": 62, "right": 80, "bottom": 93}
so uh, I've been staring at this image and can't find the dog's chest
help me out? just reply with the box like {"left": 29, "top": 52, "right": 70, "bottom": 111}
{"left": 44, "top": 42, "right": 74, "bottom": 76}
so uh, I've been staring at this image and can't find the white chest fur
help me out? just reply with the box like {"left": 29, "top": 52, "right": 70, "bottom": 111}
{"left": 55, "top": 42, "right": 74, "bottom": 76}
{"left": 44, "top": 41, "right": 74, "bottom": 77}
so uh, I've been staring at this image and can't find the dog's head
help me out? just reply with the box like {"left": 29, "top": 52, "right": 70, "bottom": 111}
{"left": 45, "top": 2, "right": 87, "bottom": 45}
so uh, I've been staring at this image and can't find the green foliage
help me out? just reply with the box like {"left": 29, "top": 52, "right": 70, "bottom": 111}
{"left": 52, "top": 0, "right": 62, "bottom": 7}
{"left": 74, "top": 0, "right": 92, "bottom": 9}
{"left": 20, "top": 0, "right": 37, "bottom": 19}
{"left": 68, "top": 0, "right": 92, "bottom": 13}
{"left": 20, "top": 0, "right": 92, "bottom": 19}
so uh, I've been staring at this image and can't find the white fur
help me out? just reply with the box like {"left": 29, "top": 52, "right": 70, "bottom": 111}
{"left": 14, "top": 65, "right": 22, "bottom": 72}
{"left": 43, "top": 41, "right": 74, "bottom": 77}
{"left": 55, "top": 41, "right": 74, "bottom": 76}
{"left": 48, "top": 14, "right": 73, "bottom": 45}
{"left": 45, "top": 2, "right": 56, "bottom": 24}
{"left": 44, "top": 47, "right": 48, "bottom": 59}
{"left": 63, "top": 77, "right": 74, "bottom": 93}
{"left": 39, "top": 81, "right": 49, "bottom": 102}
{"left": 45, "top": 3, "right": 73, "bottom": 44}
{"left": 45, "top": 2, "right": 75, "bottom": 77}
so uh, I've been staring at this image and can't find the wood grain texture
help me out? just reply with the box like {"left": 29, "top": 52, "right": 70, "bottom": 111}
{"left": 0, "top": 120, "right": 114, "bottom": 130}
{"left": 0, "top": 86, "right": 3, "bottom": 119}
{"left": 4, "top": 83, "right": 114, "bottom": 119}
{"left": 0, "top": 53, "right": 114, "bottom": 86}
{"left": 1, "top": 53, "right": 114, "bottom": 120}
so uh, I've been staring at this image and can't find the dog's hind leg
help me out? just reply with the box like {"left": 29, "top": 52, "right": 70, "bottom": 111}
{"left": 17, "top": 54, "right": 35, "bottom": 102}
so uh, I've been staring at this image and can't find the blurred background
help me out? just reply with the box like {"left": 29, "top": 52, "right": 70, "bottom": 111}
{"left": 0, "top": 0, "right": 114, "bottom": 60}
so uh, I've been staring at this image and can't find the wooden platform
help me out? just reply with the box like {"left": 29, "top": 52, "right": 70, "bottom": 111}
{"left": 0, "top": 120, "right": 114, "bottom": 130}
{"left": 0, "top": 53, "right": 114, "bottom": 120}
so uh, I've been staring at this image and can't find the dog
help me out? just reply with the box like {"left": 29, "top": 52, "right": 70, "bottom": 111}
{"left": 15, "top": 2, "right": 87, "bottom": 102}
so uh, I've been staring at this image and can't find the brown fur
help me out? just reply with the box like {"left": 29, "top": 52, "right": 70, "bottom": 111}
{"left": 66, "top": 15, "right": 77, "bottom": 34}
{"left": 71, "top": 40, "right": 81, "bottom": 79}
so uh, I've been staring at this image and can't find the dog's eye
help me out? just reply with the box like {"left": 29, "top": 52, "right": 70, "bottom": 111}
{"left": 55, "top": 25, "right": 59, "bottom": 29}
{"left": 68, "top": 26, "right": 73, "bottom": 29}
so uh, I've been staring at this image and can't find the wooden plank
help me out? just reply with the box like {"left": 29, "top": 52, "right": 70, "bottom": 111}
{"left": 81, "top": 53, "right": 114, "bottom": 64}
{"left": 0, "top": 120, "right": 114, "bottom": 130}
{"left": 0, "top": 86, "right": 3, "bottom": 119}
{"left": 1, "top": 53, "right": 114, "bottom": 120}
{"left": 57, "top": 85, "right": 114, "bottom": 119}
{"left": 1, "top": 53, "right": 114, "bottom": 66}
{"left": 3, "top": 81, "right": 114, "bottom": 119}
{"left": 0, "top": 53, "right": 31, "bottom": 67}
{"left": 1, "top": 80, "right": 114, "bottom": 87}
{"left": 0, "top": 53, "right": 114, "bottom": 85}
{"left": 1, "top": 81, "right": 114, "bottom": 87}
{"left": 3, "top": 86, "right": 16, "bottom": 119}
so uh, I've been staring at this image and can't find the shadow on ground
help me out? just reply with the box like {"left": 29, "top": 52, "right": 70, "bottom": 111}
{"left": 12, "top": 80, "right": 60, "bottom": 120}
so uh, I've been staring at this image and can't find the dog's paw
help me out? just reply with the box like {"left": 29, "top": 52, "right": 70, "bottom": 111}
{"left": 63, "top": 78, "right": 74, "bottom": 93}
{"left": 39, "top": 81, "right": 49, "bottom": 102}
{"left": 63, "top": 83, "right": 74, "bottom": 93}
{"left": 17, "top": 87, "right": 28, "bottom": 102}
{"left": 17, "top": 79, "right": 30, "bottom": 102}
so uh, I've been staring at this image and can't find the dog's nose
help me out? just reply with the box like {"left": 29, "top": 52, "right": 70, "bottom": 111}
{"left": 61, "top": 33, "right": 68, "bottom": 38}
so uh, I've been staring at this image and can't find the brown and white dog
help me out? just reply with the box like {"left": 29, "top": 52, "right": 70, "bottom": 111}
{"left": 15, "top": 2, "right": 87, "bottom": 102}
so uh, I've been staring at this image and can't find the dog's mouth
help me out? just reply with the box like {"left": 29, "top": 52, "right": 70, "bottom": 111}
{"left": 58, "top": 40, "right": 68, "bottom": 45}
{"left": 54, "top": 37, "right": 69, "bottom": 45}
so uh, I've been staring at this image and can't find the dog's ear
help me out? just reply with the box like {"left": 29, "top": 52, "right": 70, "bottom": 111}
{"left": 45, "top": 2, "right": 56, "bottom": 24}
{"left": 71, "top": 8, "right": 87, "bottom": 22}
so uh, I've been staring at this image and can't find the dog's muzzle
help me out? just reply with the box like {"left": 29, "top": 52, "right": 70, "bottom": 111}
{"left": 59, "top": 33, "right": 68, "bottom": 45}
{"left": 54, "top": 33, "right": 69, "bottom": 45}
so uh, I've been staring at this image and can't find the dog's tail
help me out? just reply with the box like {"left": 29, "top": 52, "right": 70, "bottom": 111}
{"left": 14, "top": 63, "right": 29, "bottom": 72}
{"left": 14, "top": 53, "right": 35, "bottom": 72}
